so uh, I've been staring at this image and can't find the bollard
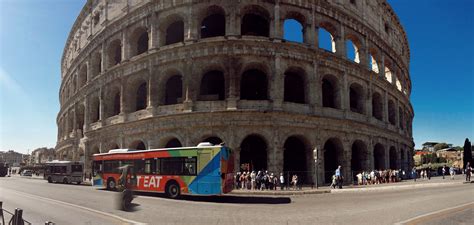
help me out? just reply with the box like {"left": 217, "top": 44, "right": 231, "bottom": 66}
{"left": 0, "top": 201, "right": 4, "bottom": 225}
{"left": 12, "top": 208, "right": 24, "bottom": 225}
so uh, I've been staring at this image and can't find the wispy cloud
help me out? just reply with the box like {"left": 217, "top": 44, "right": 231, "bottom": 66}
{"left": 0, "top": 66, "right": 24, "bottom": 95}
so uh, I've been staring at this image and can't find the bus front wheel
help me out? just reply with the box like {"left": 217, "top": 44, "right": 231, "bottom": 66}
{"left": 165, "top": 181, "right": 180, "bottom": 199}
{"left": 48, "top": 177, "right": 52, "bottom": 183}
{"left": 63, "top": 178, "right": 68, "bottom": 184}
{"left": 107, "top": 178, "right": 116, "bottom": 191}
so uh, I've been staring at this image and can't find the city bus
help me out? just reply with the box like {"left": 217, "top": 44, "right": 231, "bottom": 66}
{"left": 92, "top": 143, "right": 234, "bottom": 198}
{"left": 44, "top": 160, "right": 84, "bottom": 184}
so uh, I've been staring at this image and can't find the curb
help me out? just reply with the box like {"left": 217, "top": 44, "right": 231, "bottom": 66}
{"left": 229, "top": 189, "right": 330, "bottom": 196}
{"left": 330, "top": 182, "right": 461, "bottom": 193}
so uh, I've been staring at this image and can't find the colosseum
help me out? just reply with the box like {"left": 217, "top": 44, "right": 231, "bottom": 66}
{"left": 56, "top": 0, "right": 414, "bottom": 185}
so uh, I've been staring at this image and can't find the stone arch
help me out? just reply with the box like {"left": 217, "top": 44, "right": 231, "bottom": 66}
{"left": 90, "top": 50, "right": 101, "bottom": 78}
{"left": 135, "top": 81, "right": 147, "bottom": 111}
{"left": 200, "top": 5, "right": 226, "bottom": 39}
{"left": 369, "top": 48, "right": 380, "bottom": 73}
{"left": 323, "top": 138, "right": 344, "bottom": 183}
{"left": 240, "top": 134, "right": 268, "bottom": 172}
{"left": 284, "top": 67, "right": 307, "bottom": 104}
{"left": 318, "top": 22, "right": 337, "bottom": 53}
{"left": 125, "top": 75, "right": 148, "bottom": 112}
{"left": 75, "top": 104, "right": 85, "bottom": 136}
{"left": 78, "top": 64, "right": 88, "bottom": 88}
{"left": 385, "top": 65, "right": 393, "bottom": 83}
{"left": 107, "top": 39, "right": 121, "bottom": 67}
{"left": 349, "top": 82, "right": 365, "bottom": 114}
{"left": 351, "top": 140, "right": 369, "bottom": 172}
{"left": 165, "top": 138, "right": 182, "bottom": 148}
{"left": 372, "top": 91, "right": 383, "bottom": 120}
{"left": 104, "top": 85, "right": 121, "bottom": 118}
{"left": 389, "top": 146, "right": 398, "bottom": 169}
{"left": 322, "top": 74, "right": 341, "bottom": 109}
{"left": 282, "top": 11, "right": 306, "bottom": 43}
{"left": 130, "top": 140, "right": 147, "bottom": 150}
{"left": 108, "top": 143, "right": 120, "bottom": 150}
{"left": 202, "top": 136, "right": 223, "bottom": 145}
{"left": 129, "top": 26, "right": 149, "bottom": 56}
{"left": 283, "top": 135, "right": 310, "bottom": 183}
{"left": 164, "top": 75, "right": 183, "bottom": 105}
{"left": 241, "top": 5, "right": 270, "bottom": 37}
{"left": 89, "top": 96, "right": 100, "bottom": 123}
{"left": 159, "top": 14, "right": 185, "bottom": 46}
{"left": 199, "top": 70, "right": 225, "bottom": 101}
{"left": 374, "top": 143, "right": 385, "bottom": 170}
{"left": 388, "top": 99, "right": 396, "bottom": 125}
{"left": 345, "top": 33, "right": 362, "bottom": 63}
{"left": 240, "top": 69, "right": 268, "bottom": 100}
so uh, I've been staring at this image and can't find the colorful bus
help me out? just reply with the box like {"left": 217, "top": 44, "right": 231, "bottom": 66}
{"left": 92, "top": 143, "right": 234, "bottom": 198}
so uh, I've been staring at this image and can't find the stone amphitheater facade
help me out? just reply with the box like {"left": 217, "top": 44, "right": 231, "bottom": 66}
{"left": 56, "top": 0, "right": 414, "bottom": 185}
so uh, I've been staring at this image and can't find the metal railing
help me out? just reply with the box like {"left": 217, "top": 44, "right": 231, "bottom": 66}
{"left": 0, "top": 201, "right": 54, "bottom": 225}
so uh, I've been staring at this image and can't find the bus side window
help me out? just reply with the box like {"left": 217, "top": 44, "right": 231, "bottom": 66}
{"left": 155, "top": 159, "right": 161, "bottom": 175}
{"left": 134, "top": 160, "right": 145, "bottom": 174}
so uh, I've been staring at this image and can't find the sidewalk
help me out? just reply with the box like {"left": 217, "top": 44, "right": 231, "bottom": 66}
{"left": 229, "top": 175, "right": 472, "bottom": 196}
{"left": 12, "top": 174, "right": 93, "bottom": 185}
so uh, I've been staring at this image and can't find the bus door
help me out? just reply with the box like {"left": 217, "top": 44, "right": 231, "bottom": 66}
{"left": 197, "top": 149, "right": 220, "bottom": 194}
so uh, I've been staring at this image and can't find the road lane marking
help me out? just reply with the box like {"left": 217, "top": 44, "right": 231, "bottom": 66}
{"left": 394, "top": 201, "right": 474, "bottom": 225}
{"left": 6, "top": 189, "right": 145, "bottom": 225}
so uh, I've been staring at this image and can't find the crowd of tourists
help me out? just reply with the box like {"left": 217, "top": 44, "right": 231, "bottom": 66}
{"left": 354, "top": 169, "right": 403, "bottom": 185}
{"left": 234, "top": 170, "right": 302, "bottom": 191}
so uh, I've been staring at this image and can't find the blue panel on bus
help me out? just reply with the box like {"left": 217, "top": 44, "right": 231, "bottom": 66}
{"left": 188, "top": 152, "right": 221, "bottom": 195}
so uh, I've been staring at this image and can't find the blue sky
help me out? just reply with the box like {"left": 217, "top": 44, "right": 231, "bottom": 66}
{"left": 0, "top": 0, "right": 473, "bottom": 154}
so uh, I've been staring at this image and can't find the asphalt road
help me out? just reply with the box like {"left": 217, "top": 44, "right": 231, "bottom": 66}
{"left": 0, "top": 176, "right": 473, "bottom": 225}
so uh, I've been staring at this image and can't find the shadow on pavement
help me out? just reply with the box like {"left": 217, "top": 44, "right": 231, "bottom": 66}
{"left": 135, "top": 192, "right": 292, "bottom": 204}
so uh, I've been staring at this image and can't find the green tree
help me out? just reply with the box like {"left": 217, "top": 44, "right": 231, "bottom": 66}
{"left": 463, "top": 138, "right": 472, "bottom": 168}
{"left": 434, "top": 143, "right": 449, "bottom": 151}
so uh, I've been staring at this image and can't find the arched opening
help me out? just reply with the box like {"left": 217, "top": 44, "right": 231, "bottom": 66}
{"left": 349, "top": 83, "right": 364, "bottom": 114}
{"left": 399, "top": 106, "right": 404, "bottom": 129}
{"left": 385, "top": 66, "right": 393, "bottom": 83}
{"left": 389, "top": 147, "right": 398, "bottom": 169}
{"left": 136, "top": 30, "right": 149, "bottom": 55}
{"left": 76, "top": 105, "right": 85, "bottom": 136}
{"left": 284, "top": 70, "right": 306, "bottom": 103}
{"left": 165, "top": 138, "right": 182, "bottom": 148}
{"left": 283, "top": 19, "right": 303, "bottom": 43}
{"left": 374, "top": 144, "right": 385, "bottom": 170}
{"left": 240, "top": 135, "right": 267, "bottom": 172}
{"left": 78, "top": 65, "right": 87, "bottom": 88}
{"left": 241, "top": 7, "right": 270, "bottom": 37}
{"left": 351, "top": 140, "right": 369, "bottom": 172}
{"left": 165, "top": 20, "right": 184, "bottom": 45}
{"left": 109, "top": 143, "right": 119, "bottom": 150}
{"left": 345, "top": 39, "right": 360, "bottom": 63}
{"left": 240, "top": 69, "right": 268, "bottom": 100}
{"left": 388, "top": 100, "right": 396, "bottom": 125}
{"left": 203, "top": 136, "right": 223, "bottom": 145}
{"left": 201, "top": 9, "right": 225, "bottom": 38}
{"left": 396, "top": 77, "right": 402, "bottom": 91}
{"left": 130, "top": 140, "right": 146, "bottom": 150}
{"left": 135, "top": 82, "right": 147, "bottom": 111}
{"left": 372, "top": 92, "right": 383, "bottom": 120}
{"left": 113, "top": 91, "right": 120, "bottom": 116}
{"left": 89, "top": 146, "right": 100, "bottom": 159}
{"left": 199, "top": 70, "right": 225, "bottom": 101}
{"left": 318, "top": 27, "right": 336, "bottom": 53}
{"left": 90, "top": 97, "right": 100, "bottom": 123}
{"left": 107, "top": 39, "right": 121, "bottom": 67}
{"left": 323, "top": 138, "right": 344, "bottom": 183}
{"left": 322, "top": 75, "right": 339, "bottom": 108}
{"left": 283, "top": 136, "right": 308, "bottom": 183}
{"left": 164, "top": 75, "right": 183, "bottom": 105}
{"left": 369, "top": 51, "right": 379, "bottom": 73}
{"left": 91, "top": 51, "right": 101, "bottom": 77}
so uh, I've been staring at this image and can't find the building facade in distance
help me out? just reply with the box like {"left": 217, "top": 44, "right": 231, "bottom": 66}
{"left": 56, "top": 0, "right": 414, "bottom": 184}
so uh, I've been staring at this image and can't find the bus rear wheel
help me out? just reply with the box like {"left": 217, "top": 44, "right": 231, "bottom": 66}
{"left": 107, "top": 178, "right": 116, "bottom": 191}
{"left": 165, "top": 181, "right": 180, "bottom": 199}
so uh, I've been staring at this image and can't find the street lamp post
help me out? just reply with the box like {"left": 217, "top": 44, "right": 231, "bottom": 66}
{"left": 313, "top": 148, "right": 318, "bottom": 189}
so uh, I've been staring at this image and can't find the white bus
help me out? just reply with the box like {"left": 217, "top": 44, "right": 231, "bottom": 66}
{"left": 44, "top": 160, "right": 83, "bottom": 184}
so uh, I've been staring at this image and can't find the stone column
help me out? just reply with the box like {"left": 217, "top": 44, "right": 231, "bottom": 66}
{"left": 101, "top": 42, "right": 107, "bottom": 71}
{"left": 183, "top": 60, "right": 194, "bottom": 112}
{"left": 271, "top": 54, "right": 284, "bottom": 110}
{"left": 226, "top": 60, "right": 238, "bottom": 110}
{"left": 309, "top": 61, "right": 319, "bottom": 113}
{"left": 272, "top": 2, "right": 281, "bottom": 39}
{"left": 147, "top": 67, "right": 154, "bottom": 110}
{"left": 99, "top": 88, "right": 104, "bottom": 125}
{"left": 185, "top": 6, "right": 197, "bottom": 42}
{"left": 379, "top": 54, "right": 385, "bottom": 78}
{"left": 83, "top": 98, "right": 90, "bottom": 132}
{"left": 383, "top": 90, "right": 388, "bottom": 123}
{"left": 308, "top": 5, "right": 316, "bottom": 47}
{"left": 121, "top": 31, "right": 130, "bottom": 61}
{"left": 342, "top": 71, "right": 349, "bottom": 113}
{"left": 335, "top": 26, "right": 345, "bottom": 57}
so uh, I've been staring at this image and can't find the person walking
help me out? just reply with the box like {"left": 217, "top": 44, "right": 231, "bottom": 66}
{"left": 465, "top": 162, "right": 472, "bottom": 182}
{"left": 449, "top": 166, "right": 455, "bottom": 180}
{"left": 279, "top": 173, "right": 285, "bottom": 190}
{"left": 412, "top": 167, "right": 417, "bottom": 182}
{"left": 335, "top": 165, "right": 343, "bottom": 189}
{"left": 427, "top": 167, "right": 431, "bottom": 180}
{"left": 442, "top": 165, "right": 446, "bottom": 179}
